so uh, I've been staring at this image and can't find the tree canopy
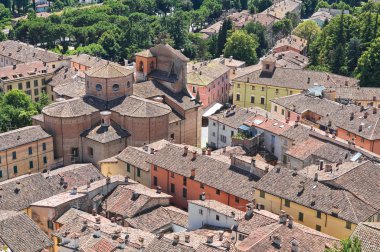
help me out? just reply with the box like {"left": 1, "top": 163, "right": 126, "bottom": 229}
{"left": 224, "top": 30, "right": 259, "bottom": 65}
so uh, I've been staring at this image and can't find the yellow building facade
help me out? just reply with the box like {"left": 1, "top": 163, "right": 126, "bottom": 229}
{"left": 233, "top": 81, "right": 301, "bottom": 110}
{"left": 254, "top": 189, "right": 359, "bottom": 239}
{"left": 0, "top": 126, "right": 54, "bottom": 182}
{"left": 100, "top": 158, "right": 151, "bottom": 187}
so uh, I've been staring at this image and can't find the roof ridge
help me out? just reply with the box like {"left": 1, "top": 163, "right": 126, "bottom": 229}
{"left": 343, "top": 190, "right": 359, "bottom": 223}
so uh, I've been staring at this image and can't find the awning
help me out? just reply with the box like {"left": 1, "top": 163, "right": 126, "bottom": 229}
{"left": 203, "top": 103, "right": 223, "bottom": 117}
{"left": 239, "top": 125, "right": 251, "bottom": 131}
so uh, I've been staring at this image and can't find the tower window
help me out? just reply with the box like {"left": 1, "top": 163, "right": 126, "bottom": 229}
{"left": 112, "top": 84, "right": 120, "bottom": 92}
{"left": 127, "top": 81, "right": 131, "bottom": 88}
{"left": 96, "top": 84, "right": 102, "bottom": 91}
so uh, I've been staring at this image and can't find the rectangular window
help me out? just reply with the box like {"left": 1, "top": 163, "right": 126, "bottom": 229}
{"left": 47, "top": 220, "right": 53, "bottom": 229}
{"left": 26, "top": 81, "right": 30, "bottom": 89}
{"left": 29, "top": 161, "right": 34, "bottom": 169}
{"left": 199, "top": 209, "right": 203, "bottom": 215}
{"left": 183, "top": 177, "right": 187, "bottom": 186}
{"left": 298, "top": 212, "right": 304, "bottom": 222}
{"left": 216, "top": 215, "right": 220, "bottom": 221}
{"left": 170, "top": 183, "right": 175, "bottom": 193}
{"left": 281, "top": 109, "right": 285, "bottom": 115}
{"left": 220, "top": 135, "right": 227, "bottom": 143}
{"left": 26, "top": 90, "right": 31, "bottom": 96}
{"left": 200, "top": 183, "right": 204, "bottom": 189}
{"left": 13, "top": 165, "right": 18, "bottom": 174}
{"left": 290, "top": 91, "right": 293, "bottom": 95}
{"left": 231, "top": 131, "right": 234, "bottom": 137}
{"left": 285, "top": 199, "right": 290, "bottom": 207}
{"left": 216, "top": 189, "right": 220, "bottom": 195}
{"left": 34, "top": 80, "right": 38, "bottom": 87}
{"left": 42, "top": 143, "right": 46, "bottom": 151}
{"left": 192, "top": 86, "right": 196, "bottom": 93}
{"left": 28, "top": 147, "right": 33, "bottom": 155}
{"left": 137, "top": 168, "right": 141, "bottom": 177}
{"left": 274, "top": 106, "right": 277, "bottom": 112}
{"left": 236, "top": 94, "right": 240, "bottom": 101}
{"left": 153, "top": 176, "right": 158, "bottom": 186}
{"left": 88, "top": 147, "right": 93, "bottom": 157}
{"left": 275, "top": 89, "right": 279, "bottom": 94}
{"left": 12, "top": 152, "right": 16, "bottom": 160}
{"left": 237, "top": 84, "right": 240, "bottom": 88}
{"left": 250, "top": 96, "right": 255, "bottom": 103}
{"left": 34, "top": 89, "right": 39, "bottom": 96}
{"left": 260, "top": 97, "right": 265, "bottom": 105}
{"left": 18, "top": 83, "right": 22, "bottom": 90}
{"left": 346, "top": 221, "right": 352, "bottom": 230}
{"left": 127, "top": 163, "right": 131, "bottom": 172}
{"left": 42, "top": 78, "right": 46, "bottom": 85}
{"left": 261, "top": 87, "right": 265, "bottom": 91}
{"left": 235, "top": 196, "right": 239, "bottom": 203}
{"left": 316, "top": 225, "right": 321, "bottom": 231}
{"left": 171, "top": 172, "right": 175, "bottom": 178}
{"left": 43, "top": 156, "right": 47, "bottom": 164}
{"left": 251, "top": 85, "right": 255, "bottom": 90}
{"left": 7, "top": 85, "right": 12, "bottom": 91}
{"left": 317, "top": 211, "right": 321, "bottom": 219}
{"left": 0, "top": 170, "right": 2, "bottom": 178}
{"left": 260, "top": 190, "right": 265, "bottom": 198}
{"left": 153, "top": 165, "right": 157, "bottom": 171}
{"left": 222, "top": 125, "right": 225, "bottom": 130}
{"left": 182, "top": 188, "right": 187, "bottom": 198}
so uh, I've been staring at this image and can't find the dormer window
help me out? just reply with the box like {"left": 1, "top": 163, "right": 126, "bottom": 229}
{"left": 96, "top": 84, "right": 102, "bottom": 91}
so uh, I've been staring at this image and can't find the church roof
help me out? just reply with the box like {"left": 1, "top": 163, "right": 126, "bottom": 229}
{"left": 85, "top": 62, "right": 133, "bottom": 78}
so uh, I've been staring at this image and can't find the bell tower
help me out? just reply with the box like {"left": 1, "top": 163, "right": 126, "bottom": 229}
{"left": 135, "top": 49, "right": 157, "bottom": 83}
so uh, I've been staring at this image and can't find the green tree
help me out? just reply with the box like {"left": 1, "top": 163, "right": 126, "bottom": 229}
{"left": 244, "top": 21, "right": 268, "bottom": 57}
{"left": 0, "top": 90, "right": 38, "bottom": 132}
{"left": 346, "top": 37, "right": 362, "bottom": 72}
{"left": 356, "top": 37, "right": 380, "bottom": 87}
{"left": 98, "top": 31, "right": 121, "bottom": 61}
{"left": 325, "top": 237, "right": 361, "bottom": 252}
{"left": 248, "top": 0, "right": 272, "bottom": 13}
{"left": 293, "top": 20, "right": 321, "bottom": 40}
{"left": 223, "top": 30, "right": 259, "bottom": 65}
{"left": 217, "top": 18, "right": 232, "bottom": 56}
{"left": 0, "top": 3, "right": 11, "bottom": 25}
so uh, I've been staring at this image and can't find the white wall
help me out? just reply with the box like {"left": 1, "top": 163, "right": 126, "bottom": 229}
{"left": 188, "top": 202, "right": 238, "bottom": 230}
{"left": 208, "top": 118, "right": 237, "bottom": 149}
{"left": 256, "top": 128, "right": 283, "bottom": 160}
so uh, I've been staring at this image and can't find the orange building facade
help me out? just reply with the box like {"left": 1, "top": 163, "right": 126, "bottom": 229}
{"left": 150, "top": 164, "right": 250, "bottom": 211}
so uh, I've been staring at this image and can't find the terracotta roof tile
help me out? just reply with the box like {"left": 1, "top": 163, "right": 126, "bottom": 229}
{"left": 0, "top": 125, "right": 50, "bottom": 151}
{"left": 351, "top": 222, "right": 380, "bottom": 252}
{"left": 85, "top": 61, "right": 133, "bottom": 78}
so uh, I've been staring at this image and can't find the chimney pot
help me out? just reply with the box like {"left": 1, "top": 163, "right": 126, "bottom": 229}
{"left": 314, "top": 172, "right": 318, "bottom": 181}
{"left": 192, "top": 151, "right": 197, "bottom": 160}
{"left": 106, "top": 177, "right": 111, "bottom": 184}
{"left": 207, "top": 148, "right": 212, "bottom": 155}
{"left": 173, "top": 234, "right": 180, "bottom": 244}
{"left": 185, "top": 234, "right": 190, "bottom": 243}
{"left": 95, "top": 217, "right": 101, "bottom": 224}
{"left": 92, "top": 208, "right": 97, "bottom": 216}
{"left": 202, "top": 149, "right": 206, "bottom": 155}
{"left": 156, "top": 186, "right": 161, "bottom": 194}
{"left": 150, "top": 148, "right": 155, "bottom": 154}
{"left": 200, "top": 192, "right": 206, "bottom": 201}
{"left": 206, "top": 234, "right": 214, "bottom": 244}
{"left": 191, "top": 168, "right": 195, "bottom": 178}
{"left": 218, "top": 231, "right": 223, "bottom": 241}
{"left": 183, "top": 146, "right": 188, "bottom": 156}
{"left": 100, "top": 111, "right": 112, "bottom": 127}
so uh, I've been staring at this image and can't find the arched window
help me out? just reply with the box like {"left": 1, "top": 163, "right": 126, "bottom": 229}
{"left": 139, "top": 61, "right": 144, "bottom": 71}
{"left": 150, "top": 61, "right": 154, "bottom": 70}
{"left": 126, "top": 81, "right": 131, "bottom": 88}
{"left": 96, "top": 84, "right": 102, "bottom": 91}
{"left": 112, "top": 84, "right": 120, "bottom": 92}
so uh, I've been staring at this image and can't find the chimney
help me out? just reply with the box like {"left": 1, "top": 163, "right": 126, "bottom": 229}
{"left": 150, "top": 148, "right": 155, "bottom": 154}
{"left": 191, "top": 168, "right": 195, "bottom": 178}
{"left": 202, "top": 149, "right": 206, "bottom": 155}
{"left": 360, "top": 106, "right": 364, "bottom": 112}
{"left": 374, "top": 107, "right": 378, "bottom": 114}
{"left": 373, "top": 96, "right": 377, "bottom": 101}
{"left": 60, "top": 176, "right": 65, "bottom": 185}
{"left": 12, "top": 64, "right": 16, "bottom": 69}
{"left": 156, "top": 186, "right": 161, "bottom": 194}
{"left": 70, "top": 187, "right": 77, "bottom": 195}
{"left": 183, "top": 146, "right": 188, "bottom": 156}
{"left": 350, "top": 112, "right": 354, "bottom": 121}
{"left": 218, "top": 231, "right": 223, "bottom": 241}
{"left": 278, "top": 210, "right": 287, "bottom": 224}
{"left": 319, "top": 160, "right": 324, "bottom": 170}
{"left": 199, "top": 71, "right": 202, "bottom": 75}
{"left": 325, "top": 164, "right": 332, "bottom": 172}
{"left": 314, "top": 172, "right": 318, "bottom": 181}
{"left": 95, "top": 217, "right": 101, "bottom": 224}
{"left": 327, "top": 75, "right": 330, "bottom": 80}
{"left": 291, "top": 239, "right": 299, "bottom": 252}
{"left": 288, "top": 215, "right": 293, "bottom": 228}
{"left": 185, "top": 234, "right": 190, "bottom": 243}
{"left": 125, "top": 176, "right": 129, "bottom": 183}
{"left": 307, "top": 77, "right": 310, "bottom": 84}
{"left": 111, "top": 217, "right": 115, "bottom": 223}
{"left": 100, "top": 111, "right": 111, "bottom": 127}
{"left": 200, "top": 192, "right": 206, "bottom": 201}
{"left": 345, "top": 80, "right": 348, "bottom": 86}
{"left": 359, "top": 124, "right": 363, "bottom": 132}
{"left": 192, "top": 151, "right": 197, "bottom": 160}
{"left": 364, "top": 112, "right": 369, "bottom": 119}
{"left": 92, "top": 208, "right": 97, "bottom": 216}
{"left": 229, "top": 55, "right": 233, "bottom": 62}
{"left": 272, "top": 234, "right": 282, "bottom": 248}
{"left": 207, "top": 148, "right": 212, "bottom": 155}
{"left": 93, "top": 225, "right": 101, "bottom": 238}
{"left": 106, "top": 177, "right": 111, "bottom": 184}
{"left": 245, "top": 204, "right": 253, "bottom": 220}
{"left": 118, "top": 238, "right": 126, "bottom": 249}
{"left": 173, "top": 234, "right": 180, "bottom": 245}
{"left": 206, "top": 234, "right": 214, "bottom": 244}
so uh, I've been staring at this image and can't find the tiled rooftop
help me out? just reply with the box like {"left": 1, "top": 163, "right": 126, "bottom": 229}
{"left": 189, "top": 200, "right": 245, "bottom": 218}
{"left": 81, "top": 122, "right": 129, "bottom": 143}
{"left": 0, "top": 125, "right": 50, "bottom": 151}
{"left": 70, "top": 53, "right": 109, "bottom": 69}
{"left": 85, "top": 61, "right": 133, "bottom": 78}
{"left": 0, "top": 211, "right": 53, "bottom": 252}
{"left": 351, "top": 222, "right": 380, "bottom": 252}
{"left": 187, "top": 61, "right": 230, "bottom": 86}
{"left": 274, "top": 35, "right": 307, "bottom": 52}
{"left": 0, "top": 61, "right": 49, "bottom": 81}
